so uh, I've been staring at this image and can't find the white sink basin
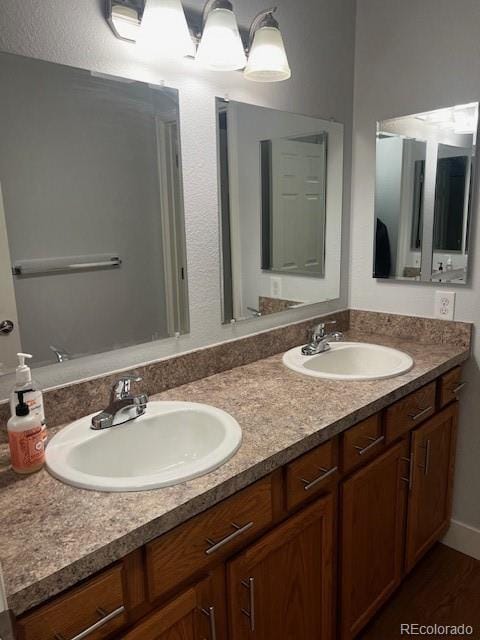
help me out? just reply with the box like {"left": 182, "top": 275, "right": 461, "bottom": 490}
{"left": 283, "top": 342, "right": 413, "bottom": 381}
{"left": 46, "top": 401, "right": 242, "bottom": 492}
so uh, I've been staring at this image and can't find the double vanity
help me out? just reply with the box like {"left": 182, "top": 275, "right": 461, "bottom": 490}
{"left": 0, "top": 310, "right": 471, "bottom": 640}
{"left": 0, "top": 15, "right": 477, "bottom": 640}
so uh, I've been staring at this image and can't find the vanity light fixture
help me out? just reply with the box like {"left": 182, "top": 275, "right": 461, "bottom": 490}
{"left": 106, "top": 0, "right": 146, "bottom": 42}
{"left": 105, "top": 0, "right": 291, "bottom": 82}
{"left": 244, "top": 7, "right": 291, "bottom": 82}
{"left": 195, "top": 0, "right": 247, "bottom": 71}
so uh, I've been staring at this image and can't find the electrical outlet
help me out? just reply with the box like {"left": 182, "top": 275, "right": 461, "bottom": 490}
{"left": 434, "top": 290, "right": 456, "bottom": 320}
{"left": 271, "top": 276, "right": 282, "bottom": 299}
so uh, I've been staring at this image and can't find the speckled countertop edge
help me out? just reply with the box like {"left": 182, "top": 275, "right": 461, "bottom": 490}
{"left": 0, "top": 331, "right": 470, "bottom": 616}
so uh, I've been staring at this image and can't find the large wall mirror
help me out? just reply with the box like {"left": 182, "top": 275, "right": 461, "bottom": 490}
{"left": 0, "top": 52, "right": 188, "bottom": 373}
{"left": 217, "top": 99, "right": 343, "bottom": 323}
{"left": 374, "top": 102, "right": 479, "bottom": 283}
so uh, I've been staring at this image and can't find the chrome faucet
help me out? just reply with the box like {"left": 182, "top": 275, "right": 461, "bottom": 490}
{"left": 301, "top": 321, "right": 344, "bottom": 355}
{"left": 50, "top": 345, "right": 71, "bottom": 363}
{"left": 91, "top": 375, "right": 148, "bottom": 430}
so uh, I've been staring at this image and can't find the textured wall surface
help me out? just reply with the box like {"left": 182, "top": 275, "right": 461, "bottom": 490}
{"left": 351, "top": 0, "right": 480, "bottom": 529}
{"left": 0, "top": 0, "right": 355, "bottom": 395}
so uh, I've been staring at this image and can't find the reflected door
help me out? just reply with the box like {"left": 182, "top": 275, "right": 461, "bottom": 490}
{"left": 270, "top": 138, "right": 326, "bottom": 275}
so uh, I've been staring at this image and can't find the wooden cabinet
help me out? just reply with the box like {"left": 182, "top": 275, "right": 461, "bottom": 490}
{"left": 341, "top": 414, "right": 384, "bottom": 473}
{"left": 339, "top": 440, "right": 408, "bottom": 640}
{"left": 146, "top": 475, "right": 274, "bottom": 602}
{"left": 227, "top": 495, "right": 334, "bottom": 640}
{"left": 123, "top": 569, "right": 226, "bottom": 640}
{"left": 16, "top": 565, "right": 127, "bottom": 640}
{"left": 438, "top": 367, "right": 465, "bottom": 408}
{"left": 405, "top": 403, "right": 458, "bottom": 573}
{"left": 385, "top": 381, "right": 436, "bottom": 443}
{"left": 285, "top": 438, "right": 338, "bottom": 510}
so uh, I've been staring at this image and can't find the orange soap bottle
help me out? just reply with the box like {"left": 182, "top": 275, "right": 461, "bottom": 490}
{"left": 7, "top": 390, "right": 46, "bottom": 474}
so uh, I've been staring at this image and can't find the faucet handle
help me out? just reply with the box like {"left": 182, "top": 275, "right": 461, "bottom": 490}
{"left": 312, "top": 320, "right": 336, "bottom": 341}
{"left": 112, "top": 374, "right": 142, "bottom": 400}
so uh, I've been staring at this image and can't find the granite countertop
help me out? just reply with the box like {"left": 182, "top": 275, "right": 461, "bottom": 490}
{"left": 0, "top": 331, "right": 469, "bottom": 616}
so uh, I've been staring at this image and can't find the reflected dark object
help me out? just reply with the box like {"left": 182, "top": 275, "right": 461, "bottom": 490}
{"left": 374, "top": 218, "right": 391, "bottom": 279}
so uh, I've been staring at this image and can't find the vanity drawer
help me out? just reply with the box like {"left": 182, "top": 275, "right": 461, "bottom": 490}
{"left": 438, "top": 367, "right": 466, "bottom": 408}
{"left": 146, "top": 475, "right": 274, "bottom": 602}
{"left": 341, "top": 414, "right": 384, "bottom": 473}
{"left": 385, "top": 382, "right": 436, "bottom": 443}
{"left": 286, "top": 438, "right": 339, "bottom": 510}
{"left": 17, "top": 565, "right": 127, "bottom": 640}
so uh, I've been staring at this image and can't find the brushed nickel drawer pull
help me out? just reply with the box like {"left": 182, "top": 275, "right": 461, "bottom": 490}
{"left": 241, "top": 577, "right": 255, "bottom": 632}
{"left": 53, "top": 605, "right": 124, "bottom": 640}
{"left": 200, "top": 606, "right": 217, "bottom": 640}
{"left": 205, "top": 521, "right": 254, "bottom": 555}
{"left": 354, "top": 435, "right": 384, "bottom": 456}
{"left": 400, "top": 455, "right": 414, "bottom": 491}
{"left": 418, "top": 439, "right": 432, "bottom": 475}
{"left": 300, "top": 466, "right": 338, "bottom": 491}
{"left": 452, "top": 382, "right": 467, "bottom": 395}
{"left": 409, "top": 406, "right": 432, "bottom": 422}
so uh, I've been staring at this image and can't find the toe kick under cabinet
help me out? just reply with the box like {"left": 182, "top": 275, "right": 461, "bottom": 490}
{"left": 15, "top": 366, "right": 464, "bottom": 640}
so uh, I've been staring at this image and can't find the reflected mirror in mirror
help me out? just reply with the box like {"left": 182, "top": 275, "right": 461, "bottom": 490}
{"left": 217, "top": 99, "right": 343, "bottom": 323}
{"left": 374, "top": 102, "right": 478, "bottom": 284}
{"left": 0, "top": 52, "right": 189, "bottom": 372}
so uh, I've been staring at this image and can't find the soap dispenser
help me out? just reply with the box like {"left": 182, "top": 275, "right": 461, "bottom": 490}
{"left": 9, "top": 353, "right": 45, "bottom": 425}
{"left": 7, "top": 391, "right": 46, "bottom": 474}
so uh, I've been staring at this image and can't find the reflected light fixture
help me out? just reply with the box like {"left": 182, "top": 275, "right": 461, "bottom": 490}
{"left": 244, "top": 7, "right": 291, "bottom": 82}
{"left": 196, "top": 0, "right": 247, "bottom": 71}
{"left": 106, "top": 0, "right": 146, "bottom": 42}
{"left": 137, "top": 0, "right": 195, "bottom": 58}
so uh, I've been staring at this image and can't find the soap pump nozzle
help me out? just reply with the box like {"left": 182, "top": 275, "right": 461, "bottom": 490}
{"left": 15, "top": 352, "right": 33, "bottom": 386}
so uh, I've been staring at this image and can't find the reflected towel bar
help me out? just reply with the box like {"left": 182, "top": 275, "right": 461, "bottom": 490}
{"left": 12, "top": 256, "right": 122, "bottom": 276}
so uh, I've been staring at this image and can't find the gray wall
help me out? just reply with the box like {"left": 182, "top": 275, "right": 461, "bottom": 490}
{"left": 351, "top": 0, "right": 480, "bottom": 532}
{"left": 0, "top": 54, "right": 169, "bottom": 364}
{"left": 0, "top": 0, "right": 355, "bottom": 392}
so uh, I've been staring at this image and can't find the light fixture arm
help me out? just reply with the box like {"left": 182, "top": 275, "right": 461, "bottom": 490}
{"left": 105, "top": 0, "right": 147, "bottom": 42}
{"left": 248, "top": 6, "right": 278, "bottom": 49}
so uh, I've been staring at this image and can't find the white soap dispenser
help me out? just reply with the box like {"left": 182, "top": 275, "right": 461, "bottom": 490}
{"left": 9, "top": 353, "right": 45, "bottom": 425}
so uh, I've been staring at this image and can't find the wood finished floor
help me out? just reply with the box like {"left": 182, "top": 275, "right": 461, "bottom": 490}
{"left": 358, "top": 544, "right": 480, "bottom": 639}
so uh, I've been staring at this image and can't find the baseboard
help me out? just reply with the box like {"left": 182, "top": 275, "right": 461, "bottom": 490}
{"left": 442, "top": 519, "right": 480, "bottom": 561}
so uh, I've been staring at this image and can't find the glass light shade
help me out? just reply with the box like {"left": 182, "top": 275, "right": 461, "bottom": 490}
{"left": 137, "top": 0, "right": 195, "bottom": 58}
{"left": 196, "top": 7, "right": 247, "bottom": 71}
{"left": 244, "top": 26, "right": 291, "bottom": 82}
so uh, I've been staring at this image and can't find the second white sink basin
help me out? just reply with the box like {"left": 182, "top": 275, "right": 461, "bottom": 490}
{"left": 46, "top": 401, "right": 242, "bottom": 492}
{"left": 283, "top": 342, "right": 413, "bottom": 381}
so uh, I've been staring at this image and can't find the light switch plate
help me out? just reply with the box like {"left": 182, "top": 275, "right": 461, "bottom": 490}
{"left": 434, "top": 290, "right": 455, "bottom": 320}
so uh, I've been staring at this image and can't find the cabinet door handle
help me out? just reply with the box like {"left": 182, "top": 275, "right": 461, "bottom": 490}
{"left": 452, "top": 382, "right": 467, "bottom": 396}
{"left": 205, "top": 521, "right": 254, "bottom": 555}
{"left": 53, "top": 606, "right": 124, "bottom": 640}
{"left": 241, "top": 577, "right": 255, "bottom": 632}
{"left": 354, "top": 435, "right": 384, "bottom": 456}
{"left": 418, "top": 439, "right": 432, "bottom": 475}
{"left": 409, "top": 406, "right": 432, "bottom": 422}
{"left": 200, "top": 606, "right": 217, "bottom": 640}
{"left": 300, "top": 465, "right": 338, "bottom": 491}
{"left": 401, "top": 454, "right": 414, "bottom": 491}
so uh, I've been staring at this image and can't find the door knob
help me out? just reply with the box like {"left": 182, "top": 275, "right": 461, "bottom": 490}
{"left": 0, "top": 320, "right": 14, "bottom": 335}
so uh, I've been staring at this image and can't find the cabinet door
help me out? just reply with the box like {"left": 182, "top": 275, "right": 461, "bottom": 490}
{"left": 405, "top": 403, "right": 458, "bottom": 573}
{"left": 227, "top": 495, "right": 334, "bottom": 640}
{"left": 340, "top": 440, "right": 408, "bottom": 640}
{"left": 123, "top": 569, "right": 225, "bottom": 640}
